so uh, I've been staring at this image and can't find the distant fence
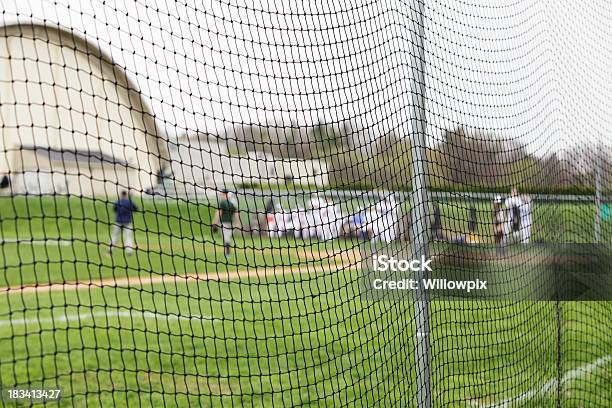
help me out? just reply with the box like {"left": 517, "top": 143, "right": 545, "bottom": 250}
{"left": 150, "top": 184, "right": 609, "bottom": 205}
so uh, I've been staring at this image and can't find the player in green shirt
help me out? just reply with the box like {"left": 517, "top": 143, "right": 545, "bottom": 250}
{"left": 214, "top": 190, "right": 238, "bottom": 257}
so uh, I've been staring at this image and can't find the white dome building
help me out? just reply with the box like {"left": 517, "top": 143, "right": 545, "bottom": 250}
{"left": 0, "top": 23, "right": 169, "bottom": 196}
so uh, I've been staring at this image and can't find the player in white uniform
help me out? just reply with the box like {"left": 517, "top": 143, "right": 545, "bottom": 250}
{"left": 317, "top": 196, "right": 342, "bottom": 240}
{"left": 271, "top": 206, "right": 288, "bottom": 238}
{"left": 298, "top": 195, "right": 341, "bottom": 241}
{"left": 306, "top": 195, "right": 323, "bottom": 239}
{"left": 289, "top": 206, "right": 304, "bottom": 238}
{"left": 519, "top": 194, "right": 532, "bottom": 243}
{"left": 369, "top": 197, "right": 399, "bottom": 243}
{"left": 493, "top": 195, "right": 506, "bottom": 254}
{"left": 504, "top": 188, "right": 523, "bottom": 243}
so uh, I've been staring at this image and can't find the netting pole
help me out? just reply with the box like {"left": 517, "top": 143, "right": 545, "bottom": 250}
{"left": 594, "top": 142, "right": 602, "bottom": 242}
{"left": 410, "top": 1, "right": 431, "bottom": 406}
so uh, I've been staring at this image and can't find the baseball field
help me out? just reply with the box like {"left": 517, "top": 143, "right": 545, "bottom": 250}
{"left": 0, "top": 196, "right": 610, "bottom": 406}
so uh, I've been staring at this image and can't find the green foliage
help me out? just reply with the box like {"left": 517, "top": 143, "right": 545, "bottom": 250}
{"left": 324, "top": 125, "right": 612, "bottom": 195}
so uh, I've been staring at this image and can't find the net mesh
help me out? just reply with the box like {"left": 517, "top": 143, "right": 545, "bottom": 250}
{"left": 0, "top": 1, "right": 611, "bottom": 406}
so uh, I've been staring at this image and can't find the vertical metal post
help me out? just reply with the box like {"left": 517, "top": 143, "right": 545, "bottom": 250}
{"left": 595, "top": 142, "right": 602, "bottom": 243}
{"left": 410, "top": 1, "right": 431, "bottom": 406}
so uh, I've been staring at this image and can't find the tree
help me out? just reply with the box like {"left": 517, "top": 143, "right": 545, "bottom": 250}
{"left": 432, "top": 127, "right": 531, "bottom": 189}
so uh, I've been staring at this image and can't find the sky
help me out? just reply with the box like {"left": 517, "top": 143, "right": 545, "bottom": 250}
{"left": 2, "top": 0, "right": 612, "bottom": 159}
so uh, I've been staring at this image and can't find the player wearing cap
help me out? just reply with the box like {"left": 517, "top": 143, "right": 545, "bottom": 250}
{"left": 109, "top": 190, "right": 138, "bottom": 255}
{"left": 214, "top": 190, "right": 238, "bottom": 257}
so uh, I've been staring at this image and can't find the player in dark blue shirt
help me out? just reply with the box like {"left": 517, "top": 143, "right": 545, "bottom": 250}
{"left": 109, "top": 191, "right": 138, "bottom": 255}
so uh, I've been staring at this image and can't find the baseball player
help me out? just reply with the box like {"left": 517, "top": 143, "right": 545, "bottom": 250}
{"left": 109, "top": 190, "right": 138, "bottom": 255}
{"left": 214, "top": 190, "right": 238, "bottom": 257}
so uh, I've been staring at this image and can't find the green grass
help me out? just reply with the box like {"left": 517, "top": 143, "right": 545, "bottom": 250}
{"left": 0, "top": 277, "right": 609, "bottom": 407}
{"left": 0, "top": 196, "right": 610, "bottom": 406}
